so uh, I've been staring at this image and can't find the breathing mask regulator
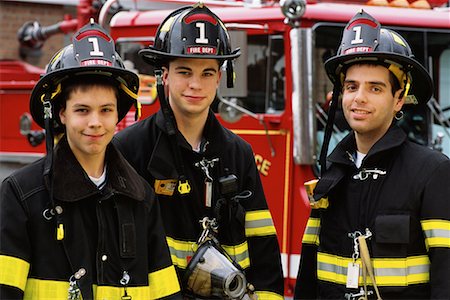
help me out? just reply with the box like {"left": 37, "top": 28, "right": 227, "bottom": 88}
{"left": 183, "top": 175, "right": 256, "bottom": 300}
{"left": 319, "top": 10, "right": 433, "bottom": 176}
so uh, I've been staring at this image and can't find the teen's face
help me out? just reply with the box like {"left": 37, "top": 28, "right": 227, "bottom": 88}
{"left": 163, "top": 58, "right": 221, "bottom": 119}
{"left": 342, "top": 64, "right": 404, "bottom": 141}
{"left": 59, "top": 85, "right": 118, "bottom": 161}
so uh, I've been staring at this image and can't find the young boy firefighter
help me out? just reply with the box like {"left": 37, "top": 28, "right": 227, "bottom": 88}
{"left": 0, "top": 21, "right": 181, "bottom": 299}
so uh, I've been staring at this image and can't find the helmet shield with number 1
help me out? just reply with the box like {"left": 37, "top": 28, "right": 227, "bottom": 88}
{"left": 139, "top": 3, "right": 240, "bottom": 88}
{"left": 324, "top": 10, "right": 433, "bottom": 105}
{"left": 30, "top": 20, "right": 140, "bottom": 132}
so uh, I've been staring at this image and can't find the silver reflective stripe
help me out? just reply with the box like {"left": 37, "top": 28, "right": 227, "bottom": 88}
{"left": 305, "top": 225, "right": 320, "bottom": 236}
{"left": 423, "top": 228, "right": 449, "bottom": 238}
{"left": 245, "top": 218, "right": 274, "bottom": 229}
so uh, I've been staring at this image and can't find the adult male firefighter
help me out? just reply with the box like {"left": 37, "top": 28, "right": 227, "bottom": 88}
{"left": 113, "top": 3, "right": 284, "bottom": 299}
{"left": 0, "top": 21, "right": 180, "bottom": 299}
{"left": 294, "top": 10, "right": 449, "bottom": 300}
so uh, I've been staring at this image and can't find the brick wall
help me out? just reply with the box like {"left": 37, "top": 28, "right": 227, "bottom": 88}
{"left": 0, "top": 1, "right": 74, "bottom": 69}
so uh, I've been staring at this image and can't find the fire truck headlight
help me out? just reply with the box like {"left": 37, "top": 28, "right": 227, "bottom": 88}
{"left": 281, "top": 0, "right": 306, "bottom": 22}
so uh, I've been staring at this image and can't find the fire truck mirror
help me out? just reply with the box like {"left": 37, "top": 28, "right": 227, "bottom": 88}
{"left": 19, "top": 113, "right": 32, "bottom": 136}
{"left": 218, "top": 97, "right": 244, "bottom": 123}
{"left": 219, "top": 30, "right": 247, "bottom": 98}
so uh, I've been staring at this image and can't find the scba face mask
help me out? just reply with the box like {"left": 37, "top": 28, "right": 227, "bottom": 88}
{"left": 184, "top": 240, "right": 248, "bottom": 299}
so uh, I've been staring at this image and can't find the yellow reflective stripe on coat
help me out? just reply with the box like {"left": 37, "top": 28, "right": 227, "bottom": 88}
{"left": 317, "top": 252, "right": 430, "bottom": 286}
{"left": 95, "top": 285, "right": 150, "bottom": 299}
{"left": 255, "top": 290, "right": 284, "bottom": 300}
{"left": 148, "top": 265, "right": 180, "bottom": 298}
{"left": 421, "top": 219, "right": 450, "bottom": 248}
{"left": 24, "top": 278, "right": 69, "bottom": 299}
{"left": 0, "top": 255, "right": 30, "bottom": 292}
{"left": 222, "top": 241, "right": 251, "bottom": 269}
{"left": 166, "top": 236, "right": 198, "bottom": 268}
{"left": 23, "top": 267, "right": 180, "bottom": 300}
{"left": 302, "top": 217, "right": 320, "bottom": 246}
{"left": 245, "top": 210, "right": 277, "bottom": 237}
{"left": 166, "top": 236, "right": 251, "bottom": 269}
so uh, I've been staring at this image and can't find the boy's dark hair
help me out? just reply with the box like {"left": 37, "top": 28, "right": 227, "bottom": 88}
{"left": 59, "top": 75, "right": 119, "bottom": 110}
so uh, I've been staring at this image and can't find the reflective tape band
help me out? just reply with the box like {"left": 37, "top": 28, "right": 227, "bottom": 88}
{"left": 148, "top": 265, "right": 181, "bottom": 298}
{"left": 166, "top": 237, "right": 197, "bottom": 268}
{"left": 302, "top": 217, "right": 320, "bottom": 245}
{"left": 222, "top": 241, "right": 251, "bottom": 269}
{"left": 245, "top": 210, "right": 277, "bottom": 237}
{"left": 24, "top": 278, "right": 69, "bottom": 299}
{"left": 421, "top": 219, "right": 450, "bottom": 248}
{"left": 317, "top": 252, "right": 430, "bottom": 286}
{"left": 166, "top": 237, "right": 251, "bottom": 269}
{"left": 0, "top": 255, "right": 30, "bottom": 292}
{"left": 24, "top": 269, "right": 180, "bottom": 300}
{"left": 255, "top": 290, "right": 284, "bottom": 300}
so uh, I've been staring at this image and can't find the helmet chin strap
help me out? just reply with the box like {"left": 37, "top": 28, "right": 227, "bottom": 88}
{"left": 42, "top": 94, "right": 65, "bottom": 241}
{"left": 154, "top": 69, "right": 191, "bottom": 195}
{"left": 319, "top": 83, "right": 341, "bottom": 176}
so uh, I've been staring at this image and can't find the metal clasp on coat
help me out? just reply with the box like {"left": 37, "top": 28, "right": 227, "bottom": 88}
{"left": 68, "top": 268, "right": 86, "bottom": 300}
{"left": 353, "top": 169, "right": 386, "bottom": 181}
{"left": 345, "top": 287, "right": 373, "bottom": 300}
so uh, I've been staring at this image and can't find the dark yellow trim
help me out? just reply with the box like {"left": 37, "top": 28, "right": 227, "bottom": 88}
{"left": 148, "top": 265, "right": 181, "bottom": 298}
{"left": 0, "top": 255, "right": 29, "bottom": 292}
{"left": 318, "top": 252, "right": 430, "bottom": 286}
{"left": 255, "top": 290, "right": 284, "bottom": 300}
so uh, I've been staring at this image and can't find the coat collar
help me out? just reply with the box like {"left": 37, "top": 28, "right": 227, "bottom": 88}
{"left": 328, "top": 125, "right": 407, "bottom": 166}
{"left": 51, "top": 136, "right": 146, "bottom": 202}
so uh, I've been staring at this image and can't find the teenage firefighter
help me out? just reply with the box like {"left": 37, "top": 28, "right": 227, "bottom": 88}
{"left": 113, "top": 3, "right": 284, "bottom": 299}
{"left": 294, "top": 10, "right": 450, "bottom": 300}
{"left": 0, "top": 21, "right": 181, "bottom": 299}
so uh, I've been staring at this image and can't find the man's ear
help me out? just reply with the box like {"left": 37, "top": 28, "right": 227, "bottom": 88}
{"left": 394, "top": 89, "right": 405, "bottom": 111}
{"left": 162, "top": 66, "right": 169, "bottom": 84}
{"left": 59, "top": 107, "right": 66, "bottom": 125}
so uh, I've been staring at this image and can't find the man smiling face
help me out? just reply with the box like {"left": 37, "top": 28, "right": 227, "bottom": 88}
{"left": 342, "top": 64, "right": 405, "bottom": 147}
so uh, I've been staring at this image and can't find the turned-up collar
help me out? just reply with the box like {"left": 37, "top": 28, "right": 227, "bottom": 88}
{"left": 51, "top": 136, "right": 146, "bottom": 202}
{"left": 328, "top": 125, "right": 407, "bottom": 166}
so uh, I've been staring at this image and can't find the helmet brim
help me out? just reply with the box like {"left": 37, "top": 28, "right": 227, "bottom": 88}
{"left": 139, "top": 47, "right": 241, "bottom": 66}
{"left": 324, "top": 52, "right": 433, "bottom": 105}
{"left": 30, "top": 65, "right": 139, "bottom": 130}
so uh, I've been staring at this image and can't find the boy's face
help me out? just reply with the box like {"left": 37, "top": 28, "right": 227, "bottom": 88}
{"left": 59, "top": 85, "right": 118, "bottom": 162}
{"left": 163, "top": 58, "right": 221, "bottom": 120}
{"left": 342, "top": 64, "right": 404, "bottom": 142}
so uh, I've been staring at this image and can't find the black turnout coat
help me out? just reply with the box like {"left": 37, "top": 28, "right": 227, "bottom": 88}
{"left": 0, "top": 136, "right": 181, "bottom": 299}
{"left": 114, "top": 110, "right": 284, "bottom": 299}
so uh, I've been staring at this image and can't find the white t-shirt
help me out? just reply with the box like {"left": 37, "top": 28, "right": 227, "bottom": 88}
{"left": 89, "top": 165, "right": 107, "bottom": 189}
{"left": 355, "top": 151, "right": 366, "bottom": 168}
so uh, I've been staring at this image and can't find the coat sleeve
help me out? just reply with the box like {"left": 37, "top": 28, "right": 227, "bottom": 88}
{"left": 145, "top": 186, "right": 182, "bottom": 300}
{"left": 420, "top": 159, "right": 450, "bottom": 299}
{"left": 239, "top": 148, "right": 284, "bottom": 300}
{"left": 294, "top": 208, "right": 320, "bottom": 299}
{"left": 0, "top": 177, "right": 30, "bottom": 299}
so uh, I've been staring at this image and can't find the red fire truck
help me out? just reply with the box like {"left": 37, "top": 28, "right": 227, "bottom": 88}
{"left": 1, "top": 0, "right": 449, "bottom": 296}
